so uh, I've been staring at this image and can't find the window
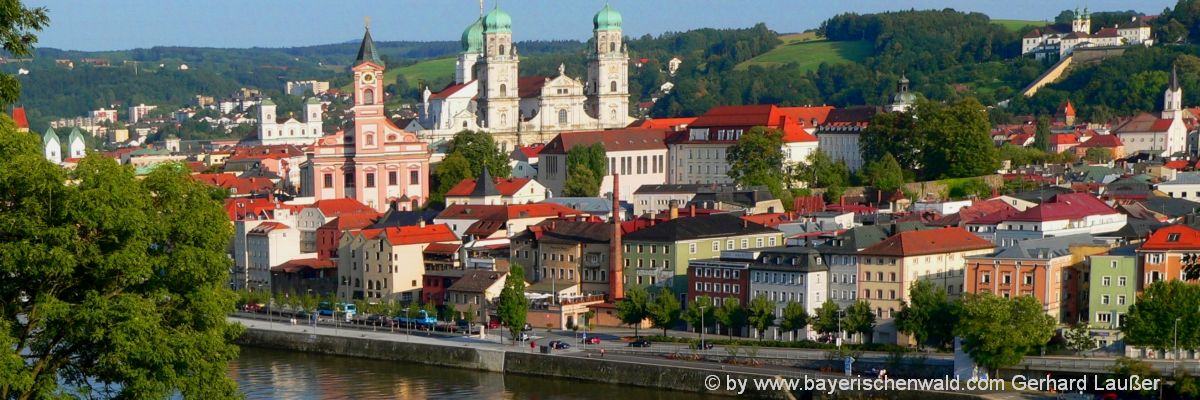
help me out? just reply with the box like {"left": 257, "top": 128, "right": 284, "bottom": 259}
{"left": 726, "top": 240, "right": 734, "bottom": 251}
{"left": 323, "top": 174, "right": 333, "bottom": 188}
{"left": 1101, "top": 295, "right": 1110, "bottom": 305}
{"left": 982, "top": 273, "right": 990, "bottom": 283}
{"left": 1118, "top": 295, "right": 1127, "bottom": 305}
{"left": 712, "top": 241, "right": 720, "bottom": 251}
{"left": 689, "top": 243, "right": 697, "bottom": 254}
{"left": 499, "top": 84, "right": 507, "bottom": 96}
{"left": 363, "top": 88, "right": 375, "bottom": 105}
{"left": 1002, "top": 274, "right": 1012, "bottom": 284}
{"left": 1102, "top": 276, "right": 1111, "bottom": 286}
{"left": 558, "top": 109, "right": 568, "bottom": 124}
{"left": 410, "top": 170, "right": 420, "bottom": 184}
{"left": 1118, "top": 276, "right": 1127, "bottom": 286}
{"left": 1096, "top": 313, "right": 1111, "bottom": 323}
{"left": 1148, "top": 254, "right": 1163, "bottom": 264}
{"left": 740, "top": 239, "right": 749, "bottom": 248}
{"left": 365, "top": 173, "right": 375, "bottom": 188}
{"left": 610, "top": 81, "right": 617, "bottom": 93}
{"left": 1023, "top": 274, "right": 1033, "bottom": 285}
{"left": 1168, "top": 233, "right": 1182, "bottom": 242}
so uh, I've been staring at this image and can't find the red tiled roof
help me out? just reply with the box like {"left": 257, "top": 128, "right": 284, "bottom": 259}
{"left": 437, "top": 203, "right": 583, "bottom": 220}
{"left": 1049, "top": 133, "right": 1079, "bottom": 145}
{"left": 859, "top": 227, "right": 993, "bottom": 257}
{"left": 429, "top": 80, "right": 475, "bottom": 100}
{"left": 540, "top": 128, "right": 670, "bottom": 154}
{"left": 1140, "top": 224, "right": 1200, "bottom": 251}
{"left": 1003, "top": 193, "right": 1117, "bottom": 222}
{"left": 193, "top": 173, "right": 275, "bottom": 194}
{"left": 1059, "top": 101, "right": 1076, "bottom": 117}
{"left": 1115, "top": 113, "right": 1175, "bottom": 134}
{"left": 517, "top": 76, "right": 549, "bottom": 98}
{"left": 933, "top": 199, "right": 1017, "bottom": 226}
{"left": 424, "top": 242, "right": 462, "bottom": 254}
{"left": 272, "top": 258, "right": 336, "bottom": 273}
{"left": 631, "top": 117, "right": 698, "bottom": 130}
{"left": 319, "top": 213, "right": 378, "bottom": 231}
{"left": 11, "top": 107, "right": 28, "bottom": 129}
{"left": 515, "top": 143, "right": 545, "bottom": 158}
{"left": 247, "top": 221, "right": 290, "bottom": 235}
{"left": 446, "top": 177, "right": 535, "bottom": 197}
{"left": 1009, "top": 132, "right": 1035, "bottom": 146}
{"left": 309, "top": 198, "right": 376, "bottom": 217}
{"left": 227, "top": 144, "right": 304, "bottom": 161}
{"left": 223, "top": 197, "right": 279, "bottom": 220}
{"left": 1094, "top": 28, "right": 1121, "bottom": 38}
{"left": 740, "top": 213, "right": 789, "bottom": 228}
{"left": 1077, "top": 134, "right": 1122, "bottom": 148}
{"left": 1164, "top": 160, "right": 1190, "bottom": 170}
{"left": 690, "top": 104, "right": 780, "bottom": 128}
{"left": 356, "top": 224, "right": 458, "bottom": 245}
{"left": 1023, "top": 28, "right": 1043, "bottom": 39}
{"left": 779, "top": 106, "right": 834, "bottom": 128}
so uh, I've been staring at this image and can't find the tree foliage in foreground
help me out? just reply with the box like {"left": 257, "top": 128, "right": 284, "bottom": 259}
{"left": 0, "top": 123, "right": 242, "bottom": 399}
{"left": 496, "top": 264, "right": 529, "bottom": 344}
{"left": 1122, "top": 280, "right": 1200, "bottom": 350}
{"left": 955, "top": 293, "right": 1055, "bottom": 373}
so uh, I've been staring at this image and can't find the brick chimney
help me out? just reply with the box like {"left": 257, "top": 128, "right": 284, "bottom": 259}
{"left": 610, "top": 174, "right": 624, "bottom": 300}
{"left": 689, "top": 204, "right": 697, "bottom": 217}
{"left": 669, "top": 200, "right": 679, "bottom": 220}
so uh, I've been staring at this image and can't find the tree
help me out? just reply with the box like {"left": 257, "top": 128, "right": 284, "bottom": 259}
{"left": 863, "top": 152, "right": 905, "bottom": 192}
{"left": 714, "top": 298, "right": 748, "bottom": 339}
{"left": 811, "top": 300, "right": 841, "bottom": 337}
{"left": 496, "top": 265, "right": 528, "bottom": 344}
{"left": 861, "top": 110, "right": 923, "bottom": 171}
{"left": 0, "top": 1, "right": 47, "bottom": 107}
{"left": 746, "top": 295, "right": 777, "bottom": 340}
{"left": 432, "top": 152, "right": 473, "bottom": 203}
{"left": 683, "top": 295, "right": 716, "bottom": 333}
{"left": 647, "top": 288, "right": 682, "bottom": 337}
{"left": 797, "top": 149, "right": 848, "bottom": 190}
{"left": 1122, "top": 280, "right": 1200, "bottom": 350}
{"left": 616, "top": 285, "right": 651, "bottom": 338}
{"left": 778, "top": 301, "right": 809, "bottom": 342}
{"left": 0, "top": 126, "right": 242, "bottom": 398}
{"left": 1083, "top": 147, "right": 1112, "bottom": 164}
{"left": 842, "top": 300, "right": 877, "bottom": 344}
{"left": 955, "top": 293, "right": 1056, "bottom": 373}
{"left": 1033, "top": 115, "right": 1051, "bottom": 152}
{"left": 447, "top": 130, "right": 512, "bottom": 178}
{"left": 727, "top": 126, "right": 786, "bottom": 198}
{"left": 563, "top": 143, "right": 607, "bottom": 197}
{"left": 1063, "top": 323, "right": 1097, "bottom": 355}
{"left": 894, "top": 280, "right": 958, "bottom": 350}
{"left": 919, "top": 98, "right": 999, "bottom": 179}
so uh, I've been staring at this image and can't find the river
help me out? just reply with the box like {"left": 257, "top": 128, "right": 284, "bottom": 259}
{"left": 230, "top": 346, "right": 726, "bottom": 399}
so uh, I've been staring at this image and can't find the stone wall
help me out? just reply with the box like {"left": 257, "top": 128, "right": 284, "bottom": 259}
{"left": 237, "top": 327, "right": 506, "bottom": 372}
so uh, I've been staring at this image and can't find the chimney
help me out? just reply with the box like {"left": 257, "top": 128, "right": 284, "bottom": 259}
{"left": 669, "top": 200, "right": 679, "bottom": 220}
{"left": 419, "top": 219, "right": 426, "bottom": 228}
{"left": 689, "top": 204, "right": 697, "bottom": 217}
{"left": 610, "top": 173, "right": 624, "bottom": 301}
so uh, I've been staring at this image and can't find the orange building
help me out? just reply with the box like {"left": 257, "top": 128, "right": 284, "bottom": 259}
{"left": 965, "top": 234, "right": 1110, "bottom": 324}
{"left": 1137, "top": 224, "right": 1200, "bottom": 289}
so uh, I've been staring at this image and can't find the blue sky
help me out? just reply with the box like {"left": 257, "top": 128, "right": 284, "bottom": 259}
{"left": 28, "top": 0, "right": 1176, "bottom": 51}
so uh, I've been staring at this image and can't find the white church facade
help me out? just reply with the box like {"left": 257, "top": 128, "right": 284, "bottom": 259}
{"left": 257, "top": 97, "right": 325, "bottom": 146}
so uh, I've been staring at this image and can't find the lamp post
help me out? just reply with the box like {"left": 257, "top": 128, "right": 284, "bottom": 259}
{"left": 699, "top": 304, "right": 707, "bottom": 350}
{"left": 838, "top": 309, "right": 845, "bottom": 349}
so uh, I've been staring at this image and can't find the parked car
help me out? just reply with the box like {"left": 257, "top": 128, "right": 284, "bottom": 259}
{"left": 455, "top": 320, "right": 481, "bottom": 334}
{"left": 548, "top": 340, "right": 571, "bottom": 350}
{"left": 628, "top": 339, "right": 652, "bottom": 348}
{"left": 522, "top": 323, "right": 533, "bottom": 332}
{"left": 581, "top": 337, "right": 600, "bottom": 345}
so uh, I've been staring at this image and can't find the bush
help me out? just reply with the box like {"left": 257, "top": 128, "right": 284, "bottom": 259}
{"left": 643, "top": 335, "right": 914, "bottom": 353}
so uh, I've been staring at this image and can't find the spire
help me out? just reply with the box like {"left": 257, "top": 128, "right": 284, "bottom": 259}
{"left": 470, "top": 166, "right": 500, "bottom": 197}
{"left": 1171, "top": 64, "right": 1180, "bottom": 91}
{"left": 355, "top": 25, "right": 384, "bottom": 67}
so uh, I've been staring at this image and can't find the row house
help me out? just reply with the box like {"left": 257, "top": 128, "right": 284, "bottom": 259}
{"left": 336, "top": 222, "right": 460, "bottom": 303}
{"left": 446, "top": 270, "right": 509, "bottom": 324}
{"left": 1136, "top": 224, "right": 1200, "bottom": 289}
{"left": 815, "top": 225, "right": 892, "bottom": 309}
{"left": 245, "top": 222, "right": 301, "bottom": 291}
{"left": 537, "top": 128, "right": 671, "bottom": 201}
{"left": 992, "top": 193, "right": 1126, "bottom": 246}
{"left": 857, "top": 227, "right": 995, "bottom": 344}
{"left": 224, "top": 144, "right": 307, "bottom": 189}
{"left": 666, "top": 104, "right": 822, "bottom": 185}
{"left": 434, "top": 203, "right": 585, "bottom": 254}
{"left": 225, "top": 197, "right": 299, "bottom": 290}
{"left": 1085, "top": 245, "right": 1138, "bottom": 349}
{"left": 623, "top": 213, "right": 783, "bottom": 301}
{"left": 510, "top": 220, "right": 612, "bottom": 298}
{"left": 965, "top": 234, "right": 1111, "bottom": 324}
{"left": 443, "top": 167, "right": 548, "bottom": 206}
{"left": 687, "top": 246, "right": 828, "bottom": 340}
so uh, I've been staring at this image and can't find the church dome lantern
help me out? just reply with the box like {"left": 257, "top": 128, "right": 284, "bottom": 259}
{"left": 593, "top": 4, "right": 622, "bottom": 31}
{"left": 461, "top": 17, "right": 484, "bottom": 52}
{"left": 483, "top": 7, "right": 512, "bottom": 33}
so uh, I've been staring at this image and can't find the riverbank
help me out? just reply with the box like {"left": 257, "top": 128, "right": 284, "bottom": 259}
{"left": 231, "top": 317, "right": 1006, "bottom": 399}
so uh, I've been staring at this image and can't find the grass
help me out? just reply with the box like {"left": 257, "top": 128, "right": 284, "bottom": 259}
{"left": 992, "top": 19, "right": 1043, "bottom": 31}
{"left": 339, "top": 57, "right": 456, "bottom": 91}
{"left": 735, "top": 32, "right": 872, "bottom": 73}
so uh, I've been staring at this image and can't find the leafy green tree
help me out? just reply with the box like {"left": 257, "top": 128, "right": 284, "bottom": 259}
{"left": 617, "top": 285, "right": 651, "bottom": 338}
{"left": 955, "top": 293, "right": 1056, "bottom": 374}
{"left": 861, "top": 110, "right": 923, "bottom": 171}
{"left": 895, "top": 281, "right": 957, "bottom": 349}
{"left": 811, "top": 300, "right": 841, "bottom": 337}
{"left": 1033, "top": 115, "right": 1051, "bottom": 152}
{"left": 563, "top": 143, "right": 607, "bottom": 197}
{"left": 647, "top": 288, "right": 682, "bottom": 337}
{"left": 496, "top": 265, "right": 528, "bottom": 344}
{"left": 947, "top": 178, "right": 992, "bottom": 199}
{"left": 448, "top": 130, "right": 512, "bottom": 178}
{"left": 746, "top": 295, "right": 777, "bottom": 340}
{"left": 919, "top": 98, "right": 999, "bottom": 179}
{"left": 797, "top": 149, "right": 848, "bottom": 190}
{"left": 432, "top": 152, "right": 473, "bottom": 203}
{"left": 1063, "top": 323, "right": 1097, "bottom": 355}
{"left": 727, "top": 126, "right": 786, "bottom": 198}
{"left": 1110, "top": 357, "right": 1160, "bottom": 397}
{"left": 1122, "top": 280, "right": 1200, "bottom": 350}
{"left": 422, "top": 302, "right": 438, "bottom": 321}
{"left": 0, "top": 127, "right": 241, "bottom": 398}
{"left": 684, "top": 295, "right": 716, "bottom": 333}
{"left": 778, "top": 301, "right": 809, "bottom": 342}
{"left": 1083, "top": 147, "right": 1113, "bottom": 164}
{"left": 0, "top": 1, "right": 47, "bottom": 107}
{"left": 714, "top": 298, "right": 748, "bottom": 339}
{"left": 843, "top": 300, "right": 876, "bottom": 344}
{"left": 863, "top": 152, "right": 905, "bottom": 192}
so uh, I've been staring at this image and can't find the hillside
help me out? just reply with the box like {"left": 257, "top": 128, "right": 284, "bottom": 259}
{"left": 991, "top": 19, "right": 1043, "bottom": 31}
{"left": 734, "top": 32, "right": 871, "bottom": 73}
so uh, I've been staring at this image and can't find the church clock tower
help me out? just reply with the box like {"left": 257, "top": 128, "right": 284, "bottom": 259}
{"left": 479, "top": 6, "right": 519, "bottom": 132}
{"left": 352, "top": 24, "right": 386, "bottom": 153}
{"left": 588, "top": 4, "right": 629, "bottom": 129}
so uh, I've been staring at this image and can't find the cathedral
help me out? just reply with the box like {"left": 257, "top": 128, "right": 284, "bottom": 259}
{"left": 417, "top": 4, "right": 632, "bottom": 152}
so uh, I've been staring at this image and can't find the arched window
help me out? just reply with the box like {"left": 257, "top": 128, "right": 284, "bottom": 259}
{"left": 365, "top": 133, "right": 375, "bottom": 146}
{"left": 363, "top": 88, "right": 375, "bottom": 105}
{"left": 610, "top": 81, "right": 617, "bottom": 93}
{"left": 499, "top": 45, "right": 506, "bottom": 55}
{"left": 462, "top": 121, "right": 468, "bottom": 128}
{"left": 289, "top": 129, "right": 294, "bottom": 136}
{"left": 609, "top": 42, "right": 616, "bottom": 53}
{"left": 500, "top": 113, "right": 507, "bottom": 126}
{"left": 558, "top": 109, "right": 568, "bottom": 124}
{"left": 499, "top": 84, "right": 507, "bottom": 96}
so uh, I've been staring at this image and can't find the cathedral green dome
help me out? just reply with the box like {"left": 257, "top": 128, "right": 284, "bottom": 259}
{"left": 461, "top": 17, "right": 484, "bottom": 52}
{"left": 593, "top": 4, "right": 622, "bottom": 31}
{"left": 483, "top": 8, "right": 512, "bottom": 33}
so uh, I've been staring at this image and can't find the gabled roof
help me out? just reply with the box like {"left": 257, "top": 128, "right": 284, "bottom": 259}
{"left": 623, "top": 213, "right": 778, "bottom": 242}
{"left": 444, "top": 168, "right": 533, "bottom": 198}
{"left": 272, "top": 258, "right": 336, "bottom": 273}
{"left": 1003, "top": 193, "right": 1117, "bottom": 222}
{"left": 437, "top": 203, "right": 583, "bottom": 220}
{"left": 247, "top": 221, "right": 291, "bottom": 235}
{"left": 1049, "top": 133, "right": 1079, "bottom": 145}
{"left": 989, "top": 234, "right": 1101, "bottom": 259}
{"left": 1137, "top": 196, "right": 1200, "bottom": 218}
{"left": 228, "top": 144, "right": 305, "bottom": 161}
{"left": 514, "top": 143, "right": 545, "bottom": 158}
{"left": 525, "top": 220, "right": 611, "bottom": 244}
{"left": 356, "top": 223, "right": 459, "bottom": 246}
{"left": 540, "top": 128, "right": 670, "bottom": 154}
{"left": 517, "top": 76, "right": 549, "bottom": 98}
{"left": 931, "top": 199, "right": 1018, "bottom": 227}
{"left": 11, "top": 107, "right": 28, "bottom": 130}
{"left": 1094, "top": 28, "right": 1121, "bottom": 38}
{"left": 630, "top": 117, "right": 698, "bottom": 130}
{"left": 319, "top": 213, "right": 378, "bottom": 231}
{"left": 859, "top": 227, "right": 993, "bottom": 257}
{"left": 1159, "top": 172, "right": 1200, "bottom": 185}
{"left": 1115, "top": 112, "right": 1175, "bottom": 134}
{"left": 1078, "top": 134, "right": 1122, "bottom": 148}
{"left": 429, "top": 80, "right": 476, "bottom": 100}
{"left": 1140, "top": 224, "right": 1200, "bottom": 251}
{"left": 308, "top": 198, "right": 376, "bottom": 217}
{"left": 193, "top": 173, "right": 275, "bottom": 194}
{"left": 447, "top": 270, "right": 506, "bottom": 293}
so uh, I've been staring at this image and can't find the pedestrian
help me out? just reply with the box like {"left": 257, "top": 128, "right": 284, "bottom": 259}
{"left": 600, "top": 348, "right": 605, "bottom": 358}
{"left": 531, "top": 340, "right": 536, "bottom": 353}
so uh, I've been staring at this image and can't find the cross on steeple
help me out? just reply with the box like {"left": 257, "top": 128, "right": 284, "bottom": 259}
{"left": 364, "top": 16, "right": 370, "bottom": 29}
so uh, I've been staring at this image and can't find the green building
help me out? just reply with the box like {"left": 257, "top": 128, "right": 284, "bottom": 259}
{"left": 1085, "top": 244, "right": 1138, "bottom": 351}
{"left": 622, "top": 213, "right": 783, "bottom": 301}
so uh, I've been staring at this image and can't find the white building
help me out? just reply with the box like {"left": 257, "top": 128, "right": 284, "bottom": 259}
{"left": 294, "top": 198, "right": 377, "bottom": 253}
{"left": 815, "top": 106, "right": 881, "bottom": 172}
{"left": 258, "top": 97, "right": 324, "bottom": 146}
{"left": 67, "top": 128, "right": 85, "bottom": 159}
{"left": 537, "top": 128, "right": 669, "bottom": 201}
{"left": 1156, "top": 172, "right": 1200, "bottom": 200}
{"left": 286, "top": 80, "right": 331, "bottom": 96}
{"left": 1022, "top": 9, "right": 1154, "bottom": 59}
{"left": 246, "top": 221, "right": 302, "bottom": 291}
{"left": 510, "top": 143, "right": 543, "bottom": 179}
{"left": 911, "top": 200, "right": 974, "bottom": 215}
{"left": 42, "top": 128, "right": 61, "bottom": 164}
{"left": 667, "top": 104, "right": 823, "bottom": 185}
{"left": 90, "top": 107, "right": 118, "bottom": 123}
{"left": 1115, "top": 67, "right": 1186, "bottom": 157}
{"left": 337, "top": 223, "right": 460, "bottom": 302}
{"left": 742, "top": 248, "right": 827, "bottom": 340}
{"left": 128, "top": 104, "right": 157, "bottom": 124}
{"left": 992, "top": 193, "right": 1127, "bottom": 246}
{"left": 443, "top": 167, "right": 548, "bottom": 206}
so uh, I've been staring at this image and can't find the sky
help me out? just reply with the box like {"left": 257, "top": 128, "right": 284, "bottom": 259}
{"left": 27, "top": 0, "right": 1178, "bottom": 51}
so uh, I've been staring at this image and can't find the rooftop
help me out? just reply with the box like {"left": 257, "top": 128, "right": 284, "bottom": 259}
{"left": 859, "top": 227, "right": 993, "bottom": 257}
{"left": 623, "top": 213, "right": 778, "bottom": 242}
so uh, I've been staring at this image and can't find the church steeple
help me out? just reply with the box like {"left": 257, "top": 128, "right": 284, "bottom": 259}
{"left": 1171, "top": 64, "right": 1180, "bottom": 91}
{"left": 1164, "top": 64, "right": 1183, "bottom": 120}
{"left": 355, "top": 24, "right": 384, "bottom": 67}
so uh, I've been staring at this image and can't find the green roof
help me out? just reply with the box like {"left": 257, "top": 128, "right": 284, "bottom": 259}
{"left": 355, "top": 28, "right": 384, "bottom": 67}
{"left": 305, "top": 97, "right": 320, "bottom": 104}
{"left": 483, "top": 7, "right": 511, "bottom": 34}
{"left": 42, "top": 127, "right": 58, "bottom": 144}
{"left": 593, "top": 4, "right": 622, "bottom": 31}
{"left": 461, "top": 17, "right": 484, "bottom": 53}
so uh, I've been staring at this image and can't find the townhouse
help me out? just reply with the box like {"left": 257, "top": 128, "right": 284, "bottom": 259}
{"left": 965, "top": 234, "right": 1111, "bottom": 324}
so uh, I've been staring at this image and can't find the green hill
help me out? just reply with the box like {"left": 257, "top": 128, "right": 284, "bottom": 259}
{"left": 992, "top": 19, "right": 1042, "bottom": 31}
{"left": 735, "top": 32, "right": 872, "bottom": 73}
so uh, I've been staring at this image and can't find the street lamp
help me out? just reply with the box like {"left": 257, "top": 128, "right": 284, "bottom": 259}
{"left": 838, "top": 309, "right": 845, "bottom": 349}
{"left": 698, "top": 304, "right": 707, "bottom": 350}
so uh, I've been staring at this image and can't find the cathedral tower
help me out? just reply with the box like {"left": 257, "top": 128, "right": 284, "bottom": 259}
{"left": 457, "top": 17, "right": 484, "bottom": 84}
{"left": 1164, "top": 64, "right": 1183, "bottom": 120}
{"left": 587, "top": 4, "right": 629, "bottom": 128}
{"left": 352, "top": 25, "right": 386, "bottom": 153}
{"left": 479, "top": 6, "right": 519, "bottom": 131}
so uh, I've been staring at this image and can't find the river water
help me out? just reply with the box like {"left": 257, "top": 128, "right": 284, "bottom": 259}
{"left": 230, "top": 346, "right": 725, "bottom": 400}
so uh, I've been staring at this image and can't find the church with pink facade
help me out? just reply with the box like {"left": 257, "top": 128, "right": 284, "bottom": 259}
{"left": 302, "top": 28, "right": 431, "bottom": 212}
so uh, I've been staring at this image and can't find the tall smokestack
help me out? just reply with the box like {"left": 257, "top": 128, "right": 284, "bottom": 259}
{"left": 610, "top": 174, "right": 624, "bottom": 300}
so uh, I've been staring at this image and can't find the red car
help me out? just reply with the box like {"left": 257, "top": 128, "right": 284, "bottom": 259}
{"left": 581, "top": 337, "right": 600, "bottom": 344}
